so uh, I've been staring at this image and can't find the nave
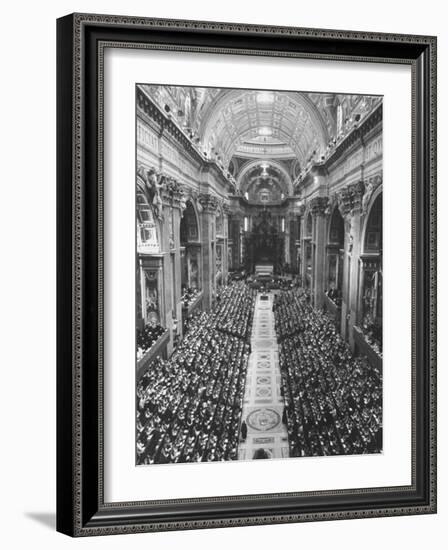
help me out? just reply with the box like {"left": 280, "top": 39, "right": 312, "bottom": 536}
{"left": 136, "top": 282, "right": 382, "bottom": 465}
{"left": 238, "top": 293, "right": 289, "bottom": 460}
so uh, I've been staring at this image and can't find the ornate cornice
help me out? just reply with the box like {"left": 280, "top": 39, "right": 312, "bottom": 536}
{"left": 360, "top": 254, "right": 382, "bottom": 271}
{"left": 137, "top": 87, "right": 199, "bottom": 163}
{"left": 137, "top": 86, "right": 233, "bottom": 192}
{"left": 326, "top": 104, "right": 383, "bottom": 168}
{"left": 161, "top": 176, "right": 186, "bottom": 209}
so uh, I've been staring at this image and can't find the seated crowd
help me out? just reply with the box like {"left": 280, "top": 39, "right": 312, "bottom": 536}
{"left": 214, "top": 282, "right": 255, "bottom": 340}
{"left": 181, "top": 286, "right": 201, "bottom": 308}
{"left": 136, "top": 283, "right": 255, "bottom": 464}
{"left": 274, "top": 289, "right": 382, "bottom": 457}
{"left": 136, "top": 322, "right": 166, "bottom": 361}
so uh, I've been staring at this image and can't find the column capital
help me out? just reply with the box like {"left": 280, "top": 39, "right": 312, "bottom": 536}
{"left": 337, "top": 180, "right": 365, "bottom": 219}
{"left": 160, "top": 176, "right": 186, "bottom": 210}
{"left": 198, "top": 192, "right": 219, "bottom": 214}
{"left": 349, "top": 181, "right": 365, "bottom": 212}
{"left": 310, "top": 196, "right": 329, "bottom": 217}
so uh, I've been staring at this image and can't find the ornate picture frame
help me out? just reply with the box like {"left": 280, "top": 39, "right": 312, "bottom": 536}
{"left": 57, "top": 13, "right": 437, "bottom": 536}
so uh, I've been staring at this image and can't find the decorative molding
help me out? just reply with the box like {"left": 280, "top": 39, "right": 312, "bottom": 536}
{"left": 361, "top": 255, "right": 381, "bottom": 271}
{"left": 326, "top": 104, "right": 383, "bottom": 168}
{"left": 161, "top": 176, "right": 187, "bottom": 210}
{"left": 337, "top": 181, "right": 365, "bottom": 218}
{"left": 350, "top": 181, "right": 365, "bottom": 212}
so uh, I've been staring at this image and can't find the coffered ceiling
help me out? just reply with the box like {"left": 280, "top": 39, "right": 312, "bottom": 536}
{"left": 198, "top": 89, "right": 330, "bottom": 168}
{"left": 140, "top": 84, "right": 382, "bottom": 195}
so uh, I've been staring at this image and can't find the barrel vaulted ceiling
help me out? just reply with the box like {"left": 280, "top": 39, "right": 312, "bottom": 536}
{"left": 141, "top": 85, "right": 382, "bottom": 194}
{"left": 197, "top": 90, "right": 330, "bottom": 168}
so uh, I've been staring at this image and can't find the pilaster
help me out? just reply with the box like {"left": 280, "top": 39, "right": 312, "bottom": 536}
{"left": 310, "top": 196, "right": 329, "bottom": 308}
{"left": 198, "top": 193, "right": 219, "bottom": 309}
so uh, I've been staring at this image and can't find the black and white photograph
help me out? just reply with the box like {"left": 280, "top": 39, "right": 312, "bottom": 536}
{"left": 135, "top": 85, "right": 383, "bottom": 465}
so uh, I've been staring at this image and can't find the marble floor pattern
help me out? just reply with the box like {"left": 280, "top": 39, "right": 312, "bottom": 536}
{"left": 238, "top": 292, "right": 290, "bottom": 460}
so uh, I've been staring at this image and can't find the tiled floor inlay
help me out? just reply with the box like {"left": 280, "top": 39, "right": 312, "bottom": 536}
{"left": 238, "top": 292, "right": 290, "bottom": 460}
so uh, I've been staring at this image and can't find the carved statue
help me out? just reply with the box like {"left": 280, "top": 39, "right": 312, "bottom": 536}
{"left": 179, "top": 193, "right": 187, "bottom": 213}
{"left": 362, "top": 179, "right": 374, "bottom": 215}
{"left": 146, "top": 167, "right": 164, "bottom": 221}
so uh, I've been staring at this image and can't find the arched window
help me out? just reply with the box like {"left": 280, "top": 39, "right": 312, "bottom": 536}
{"left": 364, "top": 193, "right": 382, "bottom": 253}
{"left": 180, "top": 201, "right": 199, "bottom": 245}
{"left": 329, "top": 208, "right": 344, "bottom": 246}
{"left": 361, "top": 192, "right": 383, "bottom": 352}
{"left": 180, "top": 200, "right": 201, "bottom": 291}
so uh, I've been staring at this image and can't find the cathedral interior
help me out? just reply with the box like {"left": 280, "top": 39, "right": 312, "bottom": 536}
{"left": 136, "top": 85, "right": 383, "bottom": 465}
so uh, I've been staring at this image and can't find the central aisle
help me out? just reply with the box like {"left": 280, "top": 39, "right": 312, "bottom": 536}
{"left": 238, "top": 292, "right": 290, "bottom": 460}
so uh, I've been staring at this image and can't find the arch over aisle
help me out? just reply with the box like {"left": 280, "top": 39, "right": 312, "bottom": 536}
{"left": 362, "top": 190, "right": 383, "bottom": 254}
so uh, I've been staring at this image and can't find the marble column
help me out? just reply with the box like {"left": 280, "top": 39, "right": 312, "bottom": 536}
{"left": 160, "top": 180, "right": 187, "bottom": 351}
{"left": 172, "top": 197, "right": 184, "bottom": 340}
{"left": 299, "top": 215, "right": 307, "bottom": 285}
{"left": 282, "top": 214, "right": 288, "bottom": 267}
{"left": 338, "top": 182, "right": 364, "bottom": 348}
{"left": 310, "top": 197, "right": 329, "bottom": 308}
{"left": 198, "top": 193, "right": 218, "bottom": 310}
{"left": 159, "top": 202, "right": 175, "bottom": 355}
{"left": 231, "top": 217, "right": 242, "bottom": 270}
{"left": 289, "top": 217, "right": 299, "bottom": 275}
{"left": 222, "top": 205, "right": 231, "bottom": 285}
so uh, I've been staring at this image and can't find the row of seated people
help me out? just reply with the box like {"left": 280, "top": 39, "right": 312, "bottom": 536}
{"left": 213, "top": 282, "right": 256, "bottom": 340}
{"left": 136, "top": 322, "right": 166, "bottom": 360}
{"left": 273, "top": 289, "right": 382, "bottom": 457}
{"left": 180, "top": 286, "right": 201, "bottom": 308}
{"left": 136, "top": 284, "right": 255, "bottom": 464}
